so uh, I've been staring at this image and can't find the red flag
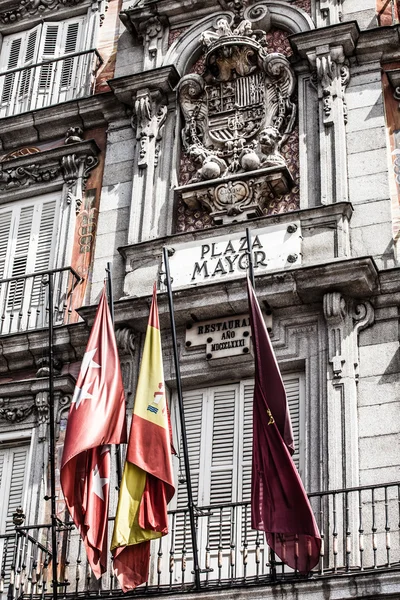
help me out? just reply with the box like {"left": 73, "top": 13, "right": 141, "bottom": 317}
{"left": 247, "top": 277, "right": 321, "bottom": 573}
{"left": 61, "top": 287, "right": 127, "bottom": 578}
{"left": 111, "top": 285, "right": 175, "bottom": 591}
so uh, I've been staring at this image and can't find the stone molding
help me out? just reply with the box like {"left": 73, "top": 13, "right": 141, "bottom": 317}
{"left": 108, "top": 66, "right": 179, "bottom": 106}
{"left": 315, "top": 0, "right": 344, "bottom": 27}
{"left": 0, "top": 139, "right": 99, "bottom": 208}
{"left": 0, "top": 0, "right": 86, "bottom": 26}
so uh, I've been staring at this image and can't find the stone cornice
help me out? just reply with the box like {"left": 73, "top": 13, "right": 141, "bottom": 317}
{"left": 120, "top": 0, "right": 217, "bottom": 31}
{"left": 78, "top": 256, "right": 380, "bottom": 332}
{"left": 290, "top": 21, "right": 400, "bottom": 65}
{"left": 108, "top": 65, "right": 180, "bottom": 105}
{"left": 0, "top": 92, "right": 121, "bottom": 151}
{"left": 0, "top": 375, "right": 76, "bottom": 398}
{"left": 290, "top": 22, "right": 360, "bottom": 58}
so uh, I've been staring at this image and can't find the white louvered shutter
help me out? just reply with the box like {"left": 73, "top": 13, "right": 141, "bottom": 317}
{"left": 174, "top": 390, "right": 204, "bottom": 553}
{"left": 284, "top": 374, "right": 301, "bottom": 470}
{"left": 0, "top": 209, "right": 12, "bottom": 279}
{"left": 0, "top": 196, "right": 59, "bottom": 332}
{"left": 0, "top": 26, "right": 40, "bottom": 116}
{"left": 0, "top": 445, "right": 30, "bottom": 580}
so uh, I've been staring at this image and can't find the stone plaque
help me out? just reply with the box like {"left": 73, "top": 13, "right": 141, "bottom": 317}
{"left": 166, "top": 222, "right": 301, "bottom": 289}
{"left": 186, "top": 314, "right": 251, "bottom": 360}
{"left": 185, "top": 312, "right": 272, "bottom": 360}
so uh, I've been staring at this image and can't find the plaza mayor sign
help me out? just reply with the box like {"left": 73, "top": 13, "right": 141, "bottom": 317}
{"left": 167, "top": 222, "right": 301, "bottom": 288}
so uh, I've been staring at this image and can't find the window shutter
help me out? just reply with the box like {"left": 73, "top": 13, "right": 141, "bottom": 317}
{"left": 0, "top": 209, "right": 12, "bottom": 279}
{"left": 0, "top": 445, "right": 30, "bottom": 580}
{"left": 60, "top": 22, "right": 80, "bottom": 89}
{"left": 38, "top": 24, "right": 60, "bottom": 93}
{"left": 0, "top": 37, "right": 22, "bottom": 105}
{"left": 174, "top": 390, "right": 204, "bottom": 552}
{"left": 284, "top": 374, "right": 301, "bottom": 470}
{"left": 18, "top": 28, "right": 39, "bottom": 99}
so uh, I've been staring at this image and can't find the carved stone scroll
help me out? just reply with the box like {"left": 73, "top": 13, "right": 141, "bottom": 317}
{"left": 132, "top": 90, "right": 168, "bottom": 170}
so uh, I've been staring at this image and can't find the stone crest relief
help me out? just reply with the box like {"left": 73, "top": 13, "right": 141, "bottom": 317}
{"left": 177, "top": 9, "right": 296, "bottom": 224}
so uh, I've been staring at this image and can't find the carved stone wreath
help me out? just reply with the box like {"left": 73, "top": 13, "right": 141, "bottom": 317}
{"left": 177, "top": 6, "right": 296, "bottom": 223}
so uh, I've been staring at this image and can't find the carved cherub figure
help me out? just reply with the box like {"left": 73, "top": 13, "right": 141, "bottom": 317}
{"left": 257, "top": 126, "right": 286, "bottom": 167}
{"left": 188, "top": 144, "right": 227, "bottom": 182}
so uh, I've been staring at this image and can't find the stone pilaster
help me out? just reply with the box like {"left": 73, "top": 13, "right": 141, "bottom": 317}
{"left": 323, "top": 292, "right": 374, "bottom": 490}
{"left": 291, "top": 24, "right": 358, "bottom": 206}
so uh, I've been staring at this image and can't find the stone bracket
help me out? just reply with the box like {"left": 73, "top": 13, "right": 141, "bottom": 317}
{"left": 175, "top": 165, "right": 293, "bottom": 225}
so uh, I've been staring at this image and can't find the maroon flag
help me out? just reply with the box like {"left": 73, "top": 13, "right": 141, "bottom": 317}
{"left": 61, "top": 287, "right": 127, "bottom": 578}
{"left": 247, "top": 277, "right": 321, "bottom": 573}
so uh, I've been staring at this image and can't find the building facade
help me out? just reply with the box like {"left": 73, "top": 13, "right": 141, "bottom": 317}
{"left": 0, "top": 0, "right": 399, "bottom": 598}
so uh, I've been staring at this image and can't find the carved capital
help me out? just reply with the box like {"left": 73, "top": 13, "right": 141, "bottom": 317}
{"left": 132, "top": 90, "right": 168, "bottom": 169}
{"left": 308, "top": 46, "right": 349, "bottom": 125}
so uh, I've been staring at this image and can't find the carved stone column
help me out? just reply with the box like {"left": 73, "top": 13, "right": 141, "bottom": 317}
{"left": 323, "top": 292, "right": 374, "bottom": 490}
{"left": 291, "top": 24, "right": 358, "bottom": 206}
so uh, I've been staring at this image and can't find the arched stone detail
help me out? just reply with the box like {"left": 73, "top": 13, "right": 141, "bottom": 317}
{"left": 163, "top": 1, "right": 314, "bottom": 75}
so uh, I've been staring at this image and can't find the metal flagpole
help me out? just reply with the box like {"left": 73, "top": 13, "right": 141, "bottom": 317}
{"left": 246, "top": 227, "right": 256, "bottom": 289}
{"left": 162, "top": 247, "right": 201, "bottom": 591}
{"left": 106, "top": 262, "right": 123, "bottom": 487}
{"left": 47, "top": 272, "right": 58, "bottom": 600}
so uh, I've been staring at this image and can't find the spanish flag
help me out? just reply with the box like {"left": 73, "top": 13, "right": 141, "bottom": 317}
{"left": 111, "top": 285, "right": 175, "bottom": 592}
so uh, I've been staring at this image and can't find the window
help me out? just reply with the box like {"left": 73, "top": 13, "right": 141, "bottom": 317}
{"left": 0, "top": 443, "right": 30, "bottom": 578}
{"left": 168, "top": 374, "right": 303, "bottom": 582}
{"left": 0, "top": 17, "right": 93, "bottom": 116}
{"left": 0, "top": 193, "right": 60, "bottom": 333}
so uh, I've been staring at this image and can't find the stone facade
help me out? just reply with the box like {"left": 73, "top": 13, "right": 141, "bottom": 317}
{"left": 0, "top": 1, "right": 400, "bottom": 599}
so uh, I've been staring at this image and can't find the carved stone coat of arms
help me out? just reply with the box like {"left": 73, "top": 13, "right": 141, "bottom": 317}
{"left": 177, "top": 11, "right": 297, "bottom": 224}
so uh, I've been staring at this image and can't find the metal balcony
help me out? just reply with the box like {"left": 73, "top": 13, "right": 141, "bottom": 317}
{"left": 0, "top": 267, "right": 82, "bottom": 335}
{"left": 0, "top": 49, "right": 102, "bottom": 118}
{"left": 1, "top": 481, "right": 399, "bottom": 598}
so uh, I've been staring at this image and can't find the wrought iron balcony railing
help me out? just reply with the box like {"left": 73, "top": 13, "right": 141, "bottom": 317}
{"left": 0, "top": 49, "right": 102, "bottom": 118}
{"left": 1, "top": 482, "right": 399, "bottom": 598}
{"left": 0, "top": 267, "right": 82, "bottom": 335}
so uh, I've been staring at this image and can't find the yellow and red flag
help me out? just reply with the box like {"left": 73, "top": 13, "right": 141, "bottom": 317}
{"left": 111, "top": 285, "right": 175, "bottom": 592}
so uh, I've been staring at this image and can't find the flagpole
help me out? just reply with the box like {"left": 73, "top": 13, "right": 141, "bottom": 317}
{"left": 106, "top": 262, "right": 123, "bottom": 487}
{"left": 246, "top": 227, "right": 256, "bottom": 289}
{"left": 47, "top": 272, "right": 58, "bottom": 600}
{"left": 162, "top": 247, "right": 201, "bottom": 591}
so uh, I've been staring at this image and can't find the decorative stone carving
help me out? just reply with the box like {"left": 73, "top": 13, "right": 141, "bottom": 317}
{"left": 132, "top": 90, "right": 168, "bottom": 169}
{"left": 177, "top": 13, "right": 296, "bottom": 223}
{"left": 0, "top": 398, "right": 34, "bottom": 422}
{"left": 312, "top": 48, "right": 350, "bottom": 126}
{"left": 61, "top": 153, "right": 99, "bottom": 214}
{"left": 65, "top": 127, "right": 84, "bottom": 145}
{"left": 0, "top": 163, "right": 59, "bottom": 191}
{"left": 0, "top": 0, "right": 85, "bottom": 24}
{"left": 1, "top": 147, "right": 40, "bottom": 161}
{"left": 115, "top": 326, "right": 135, "bottom": 356}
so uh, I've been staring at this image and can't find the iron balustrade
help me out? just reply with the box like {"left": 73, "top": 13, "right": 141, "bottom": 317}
{"left": 0, "top": 481, "right": 399, "bottom": 598}
{"left": 0, "top": 267, "right": 82, "bottom": 335}
{"left": 0, "top": 49, "right": 102, "bottom": 117}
